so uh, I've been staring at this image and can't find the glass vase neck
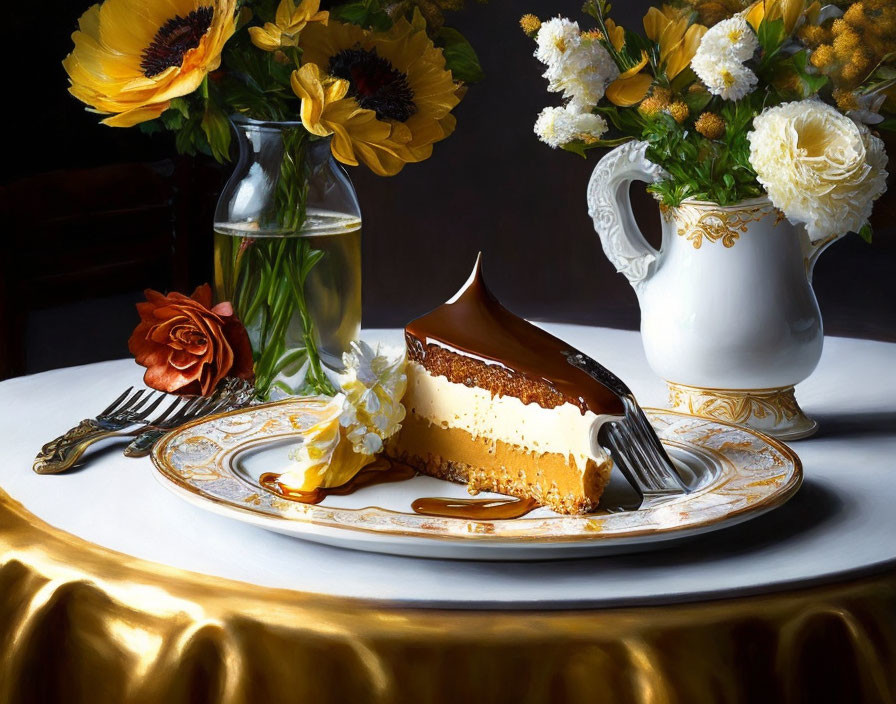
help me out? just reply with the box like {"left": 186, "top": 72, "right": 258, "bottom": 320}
{"left": 215, "top": 116, "right": 360, "bottom": 237}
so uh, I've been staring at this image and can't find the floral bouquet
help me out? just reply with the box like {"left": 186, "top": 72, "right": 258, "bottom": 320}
{"left": 64, "top": 0, "right": 483, "bottom": 399}
{"left": 64, "top": 0, "right": 482, "bottom": 174}
{"left": 523, "top": 0, "right": 893, "bottom": 240}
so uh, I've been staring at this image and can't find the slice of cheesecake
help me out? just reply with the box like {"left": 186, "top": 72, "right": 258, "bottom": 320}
{"left": 385, "top": 255, "right": 623, "bottom": 514}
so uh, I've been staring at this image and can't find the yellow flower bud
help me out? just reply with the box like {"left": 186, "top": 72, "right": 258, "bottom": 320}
{"left": 695, "top": 111, "right": 726, "bottom": 139}
{"left": 667, "top": 101, "right": 690, "bottom": 124}
{"left": 810, "top": 44, "right": 835, "bottom": 69}
{"left": 520, "top": 14, "right": 541, "bottom": 37}
{"left": 843, "top": 3, "right": 866, "bottom": 26}
{"left": 833, "top": 89, "right": 859, "bottom": 111}
{"left": 833, "top": 29, "right": 860, "bottom": 60}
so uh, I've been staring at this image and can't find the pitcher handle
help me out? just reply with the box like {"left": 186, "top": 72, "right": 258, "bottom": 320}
{"left": 805, "top": 231, "right": 846, "bottom": 283}
{"left": 587, "top": 141, "right": 669, "bottom": 291}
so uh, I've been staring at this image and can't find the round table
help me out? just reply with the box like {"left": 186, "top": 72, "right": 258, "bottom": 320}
{"left": 2, "top": 325, "right": 895, "bottom": 704}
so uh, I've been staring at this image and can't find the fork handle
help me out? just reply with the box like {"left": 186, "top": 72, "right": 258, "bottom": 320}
{"left": 123, "top": 428, "right": 169, "bottom": 458}
{"left": 33, "top": 420, "right": 130, "bottom": 474}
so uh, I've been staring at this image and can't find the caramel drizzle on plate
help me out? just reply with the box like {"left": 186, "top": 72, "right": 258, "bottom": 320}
{"left": 260, "top": 458, "right": 540, "bottom": 520}
{"left": 411, "top": 496, "right": 539, "bottom": 520}
{"left": 259, "top": 458, "right": 416, "bottom": 505}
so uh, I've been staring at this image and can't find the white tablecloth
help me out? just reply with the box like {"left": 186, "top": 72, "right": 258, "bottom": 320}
{"left": 1, "top": 325, "right": 894, "bottom": 608}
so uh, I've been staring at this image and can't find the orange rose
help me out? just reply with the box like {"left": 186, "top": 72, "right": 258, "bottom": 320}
{"left": 128, "top": 284, "right": 254, "bottom": 395}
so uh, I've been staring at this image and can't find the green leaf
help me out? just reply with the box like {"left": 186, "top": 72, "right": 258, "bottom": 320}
{"left": 858, "top": 223, "right": 873, "bottom": 243}
{"left": 684, "top": 89, "right": 712, "bottom": 114}
{"left": 876, "top": 118, "right": 896, "bottom": 132}
{"left": 670, "top": 67, "right": 697, "bottom": 94}
{"left": 330, "top": 2, "right": 392, "bottom": 31}
{"left": 160, "top": 106, "right": 187, "bottom": 130}
{"left": 436, "top": 27, "right": 484, "bottom": 83}
{"left": 201, "top": 102, "right": 232, "bottom": 163}
{"left": 757, "top": 18, "right": 786, "bottom": 60}
{"left": 138, "top": 119, "right": 164, "bottom": 135}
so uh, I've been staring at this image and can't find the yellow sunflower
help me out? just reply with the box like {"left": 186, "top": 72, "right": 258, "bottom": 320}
{"left": 293, "top": 13, "right": 461, "bottom": 175}
{"left": 63, "top": 0, "right": 236, "bottom": 127}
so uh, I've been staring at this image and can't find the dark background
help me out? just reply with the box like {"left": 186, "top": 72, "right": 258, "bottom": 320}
{"left": 3, "top": 0, "right": 894, "bottom": 376}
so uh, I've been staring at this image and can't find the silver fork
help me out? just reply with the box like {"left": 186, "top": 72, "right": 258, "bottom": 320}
{"left": 123, "top": 379, "right": 254, "bottom": 458}
{"left": 564, "top": 351, "right": 690, "bottom": 503}
{"left": 33, "top": 388, "right": 177, "bottom": 474}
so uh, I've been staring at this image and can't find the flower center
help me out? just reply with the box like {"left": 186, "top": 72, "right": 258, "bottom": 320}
{"left": 329, "top": 47, "right": 417, "bottom": 122}
{"left": 141, "top": 7, "right": 214, "bottom": 78}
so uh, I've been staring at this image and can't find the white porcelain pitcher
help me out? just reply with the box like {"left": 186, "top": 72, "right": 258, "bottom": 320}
{"left": 587, "top": 141, "right": 844, "bottom": 439}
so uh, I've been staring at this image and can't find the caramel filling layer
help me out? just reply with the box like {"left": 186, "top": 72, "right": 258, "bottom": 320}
{"left": 387, "top": 412, "right": 612, "bottom": 514}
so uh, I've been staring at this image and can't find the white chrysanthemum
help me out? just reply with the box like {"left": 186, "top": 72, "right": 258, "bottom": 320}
{"left": 748, "top": 100, "right": 889, "bottom": 239}
{"left": 699, "top": 16, "right": 758, "bottom": 62}
{"left": 543, "top": 37, "right": 619, "bottom": 111}
{"left": 692, "top": 54, "right": 757, "bottom": 100}
{"left": 534, "top": 106, "right": 608, "bottom": 148}
{"left": 534, "top": 17, "right": 581, "bottom": 67}
{"left": 691, "top": 15, "right": 758, "bottom": 100}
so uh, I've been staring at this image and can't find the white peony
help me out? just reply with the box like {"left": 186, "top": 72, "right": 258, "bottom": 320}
{"left": 748, "top": 100, "right": 889, "bottom": 239}
{"left": 534, "top": 106, "right": 608, "bottom": 148}
{"left": 698, "top": 16, "right": 758, "bottom": 62}
{"left": 535, "top": 18, "right": 618, "bottom": 111}
{"left": 691, "top": 15, "right": 758, "bottom": 100}
{"left": 692, "top": 54, "right": 758, "bottom": 101}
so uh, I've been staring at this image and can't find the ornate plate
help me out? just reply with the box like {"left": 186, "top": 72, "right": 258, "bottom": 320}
{"left": 151, "top": 400, "right": 802, "bottom": 560}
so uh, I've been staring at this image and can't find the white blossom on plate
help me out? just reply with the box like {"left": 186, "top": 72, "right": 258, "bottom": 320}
{"left": 748, "top": 100, "right": 889, "bottom": 239}
{"left": 534, "top": 106, "right": 608, "bottom": 148}
{"left": 338, "top": 341, "right": 407, "bottom": 454}
{"left": 280, "top": 342, "right": 407, "bottom": 491}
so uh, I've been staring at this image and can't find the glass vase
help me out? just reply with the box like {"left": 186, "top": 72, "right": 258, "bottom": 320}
{"left": 214, "top": 116, "right": 362, "bottom": 400}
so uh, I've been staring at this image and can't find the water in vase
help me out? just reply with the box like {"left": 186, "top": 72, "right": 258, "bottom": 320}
{"left": 214, "top": 210, "right": 362, "bottom": 399}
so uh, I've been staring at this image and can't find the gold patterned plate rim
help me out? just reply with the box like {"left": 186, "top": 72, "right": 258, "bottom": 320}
{"left": 150, "top": 400, "right": 802, "bottom": 547}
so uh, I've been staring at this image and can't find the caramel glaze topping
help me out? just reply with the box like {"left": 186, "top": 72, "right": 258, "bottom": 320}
{"left": 405, "top": 255, "right": 624, "bottom": 416}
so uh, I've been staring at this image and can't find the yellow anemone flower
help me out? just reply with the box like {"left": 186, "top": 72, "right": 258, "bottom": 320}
{"left": 248, "top": 0, "right": 328, "bottom": 52}
{"left": 604, "top": 18, "right": 626, "bottom": 51}
{"left": 607, "top": 51, "right": 654, "bottom": 106}
{"left": 295, "top": 13, "right": 461, "bottom": 175}
{"left": 644, "top": 5, "right": 707, "bottom": 79}
{"left": 63, "top": 0, "right": 236, "bottom": 127}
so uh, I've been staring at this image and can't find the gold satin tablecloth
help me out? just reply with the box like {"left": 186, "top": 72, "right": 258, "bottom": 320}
{"left": 1, "top": 489, "right": 895, "bottom": 704}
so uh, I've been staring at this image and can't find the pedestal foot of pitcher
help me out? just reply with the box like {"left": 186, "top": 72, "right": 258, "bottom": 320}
{"left": 666, "top": 382, "right": 818, "bottom": 440}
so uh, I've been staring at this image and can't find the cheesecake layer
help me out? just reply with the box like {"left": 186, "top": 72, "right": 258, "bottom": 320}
{"left": 386, "top": 412, "right": 611, "bottom": 514}
{"left": 404, "top": 362, "right": 610, "bottom": 471}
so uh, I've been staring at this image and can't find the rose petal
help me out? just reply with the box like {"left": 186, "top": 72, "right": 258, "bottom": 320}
{"left": 190, "top": 284, "right": 214, "bottom": 309}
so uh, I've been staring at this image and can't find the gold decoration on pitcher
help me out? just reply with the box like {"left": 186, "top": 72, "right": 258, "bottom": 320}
{"left": 673, "top": 202, "right": 777, "bottom": 249}
{"left": 667, "top": 382, "right": 802, "bottom": 425}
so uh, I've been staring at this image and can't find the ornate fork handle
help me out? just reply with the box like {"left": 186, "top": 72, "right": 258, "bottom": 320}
{"left": 123, "top": 428, "right": 170, "bottom": 458}
{"left": 33, "top": 420, "right": 132, "bottom": 474}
